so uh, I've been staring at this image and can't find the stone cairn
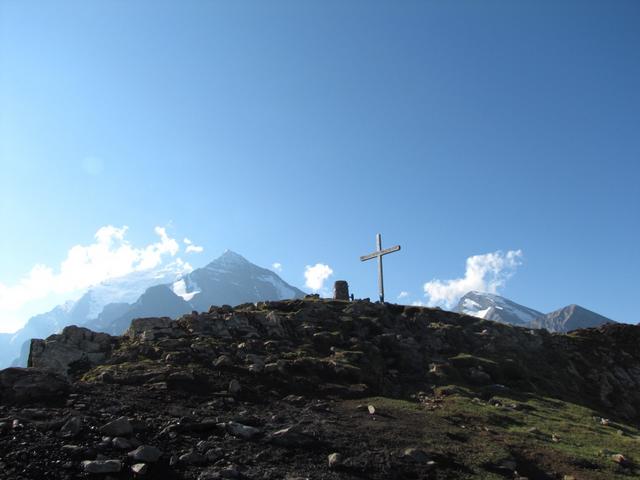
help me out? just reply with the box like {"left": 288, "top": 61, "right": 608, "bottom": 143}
{"left": 333, "top": 280, "right": 350, "bottom": 301}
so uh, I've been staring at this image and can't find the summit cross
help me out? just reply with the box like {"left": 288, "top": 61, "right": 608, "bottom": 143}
{"left": 360, "top": 233, "right": 401, "bottom": 303}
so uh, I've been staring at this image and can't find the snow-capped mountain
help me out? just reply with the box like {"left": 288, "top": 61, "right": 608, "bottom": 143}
{"left": 1, "top": 252, "right": 304, "bottom": 368}
{"left": 176, "top": 250, "right": 305, "bottom": 312}
{"left": 85, "top": 250, "right": 305, "bottom": 335}
{"left": 456, "top": 291, "right": 615, "bottom": 332}
{"left": 456, "top": 291, "right": 543, "bottom": 326}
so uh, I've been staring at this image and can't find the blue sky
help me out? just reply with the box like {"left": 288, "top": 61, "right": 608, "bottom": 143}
{"left": 1, "top": 1, "right": 639, "bottom": 332}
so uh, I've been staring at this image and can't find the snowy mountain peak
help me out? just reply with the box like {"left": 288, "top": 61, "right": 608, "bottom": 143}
{"left": 207, "top": 250, "right": 250, "bottom": 269}
{"left": 456, "top": 291, "right": 543, "bottom": 326}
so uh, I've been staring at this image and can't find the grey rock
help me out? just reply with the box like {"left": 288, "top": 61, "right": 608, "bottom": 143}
{"left": 81, "top": 459, "right": 122, "bottom": 474}
{"left": 128, "top": 445, "right": 162, "bottom": 463}
{"left": 131, "top": 463, "right": 148, "bottom": 475}
{"left": 101, "top": 416, "right": 133, "bottom": 437}
{"left": 225, "top": 421, "right": 261, "bottom": 440}
{"left": 112, "top": 437, "right": 132, "bottom": 450}
{"left": 179, "top": 451, "right": 207, "bottom": 465}
{"left": 126, "top": 317, "right": 177, "bottom": 342}
{"left": 270, "top": 426, "right": 317, "bottom": 448}
{"left": 28, "top": 326, "right": 114, "bottom": 376}
{"left": 60, "top": 416, "right": 82, "bottom": 438}
{"left": 214, "top": 355, "right": 233, "bottom": 368}
{"left": 228, "top": 379, "right": 242, "bottom": 395}
{"left": 402, "top": 448, "right": 431, "bottom": 463}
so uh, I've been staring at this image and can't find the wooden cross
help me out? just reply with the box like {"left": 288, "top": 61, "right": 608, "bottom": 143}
{"left": 360, "top": 233, "right": 401, "bottom": 303}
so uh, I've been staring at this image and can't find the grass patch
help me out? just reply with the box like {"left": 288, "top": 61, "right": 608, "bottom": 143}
{"left": 345, "top": 390, "right": 640, "bottom": 479}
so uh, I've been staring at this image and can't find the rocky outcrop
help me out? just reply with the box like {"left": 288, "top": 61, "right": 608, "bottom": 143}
{"left": 25, "top": 298, "right": 640, "bottom": 422}
{"left": 28, "top": 325, "right": 116, "bottom": 376}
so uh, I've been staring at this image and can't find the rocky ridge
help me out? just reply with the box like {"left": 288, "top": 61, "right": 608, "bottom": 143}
{"left": 1, "top": 298, "right": 639, "bottom": 479}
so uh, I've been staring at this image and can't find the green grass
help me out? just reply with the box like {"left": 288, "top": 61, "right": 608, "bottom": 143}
{"left": 352, "top": 389, "right": 640, "bottom": 479}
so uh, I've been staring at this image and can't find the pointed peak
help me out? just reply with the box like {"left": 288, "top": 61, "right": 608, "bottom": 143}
{"left": 206, "top": 250, "right": 252, "bottom": 269}
{"left": 219, "top": 249, "right": 249, "bottom": 262}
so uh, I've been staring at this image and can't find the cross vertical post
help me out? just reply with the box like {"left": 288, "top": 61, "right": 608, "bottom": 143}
{"left": 360, "top": 233, "right": 401, "bottom": 303}
{"left": 376, "top": 233, "right": 384, "bottom": 302}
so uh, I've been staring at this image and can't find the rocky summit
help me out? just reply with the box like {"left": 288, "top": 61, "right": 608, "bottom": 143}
{"left": 1, "top": 298, "right": 640, "bottom": 480}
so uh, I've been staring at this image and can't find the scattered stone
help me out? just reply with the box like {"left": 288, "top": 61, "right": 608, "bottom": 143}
{"left": 402, "top": 448, "right": 431, "bottom": 463}
{"left": 101, "top": 416, "right": 133, "bottom": 437}
{"left": 368, "top": 405, "right": 376, "bottom": 415}
{"left": 328, "top": 452, "right": 343, "bottom": 469}
{"left": 612, "top": 453, "right": 630, "bottom": 467}
{"left": 112, "top": 437, "right": 132, "bottom": 450}
{"left": 214, "top": 355, "right": 233, "bottom": 368}
{"left": 131, "top": 463, "right": 148, "bottom": 475}
{"left": 128, "top": 445, "right": 163, "bottom": 463}
{"left": 225, "top": 421, "right": 261, "bottom": 440}
{"left": 60, "top": 416, "right": 82, "bottom": 438}
{"left": 270, "top": 426, "right": 317, "bottom": 448}
{"left": 179, "top": 451, "right": 207, "bottom": 465}
{"left": 81, "top": 459, "right": 122, "bottom": 474}
{"left": 228, "top": 379, "right": 242, "bottom": 396}
{"left": 61, "top": 444, "right": 86, "bottom": 458}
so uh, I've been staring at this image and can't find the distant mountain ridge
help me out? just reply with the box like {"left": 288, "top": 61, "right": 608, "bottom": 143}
{"left": 455, "top": 291, "right": 615, "bottom": 332}
{"left": 0, "top": 251, "right": 305, "bottom": 368}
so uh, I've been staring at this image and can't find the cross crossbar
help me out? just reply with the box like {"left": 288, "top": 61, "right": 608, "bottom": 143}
{"left": 360, "top": 245, "right": 401, "bottom": 262}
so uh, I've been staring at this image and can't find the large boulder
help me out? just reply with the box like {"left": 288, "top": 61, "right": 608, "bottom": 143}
{"left": 0, "top": 367, "right": 70, "bottom": 404}
{"left": 126, "top": 317, "right": 183, "bottom": 341}
{"left": 28, "top": 325, "right": 115, "bottom": 376}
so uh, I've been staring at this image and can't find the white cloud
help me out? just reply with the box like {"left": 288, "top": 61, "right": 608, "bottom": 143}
{"left": 411, "top": 300, "right": 425, "bottom": 307}
{"left": 304, "top": 263, "right": 333, "bottom": 291}
{"left": 398, "top": 291, "right": 409, "bottom": 299}
{"left": 423, "top": 250, "right": 523, "bottom": 308}
{"left": 183, "top": 237, "right": 204, "bottom": 254}
{"left": 272, "top": 262, "right": 282, "bottom": 272}
{"left": 0, "top": 225, "right": 182, "bottom": 314}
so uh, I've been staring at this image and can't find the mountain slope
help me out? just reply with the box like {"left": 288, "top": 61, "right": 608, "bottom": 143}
{"left": 455, "top": 291, "right": 543, "bottom": 326}
{"left": 176, "top": 250, "right": 306, "bottom": 312}
{"left": 532, "top": 304, "right": 615, "bottom": 333}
